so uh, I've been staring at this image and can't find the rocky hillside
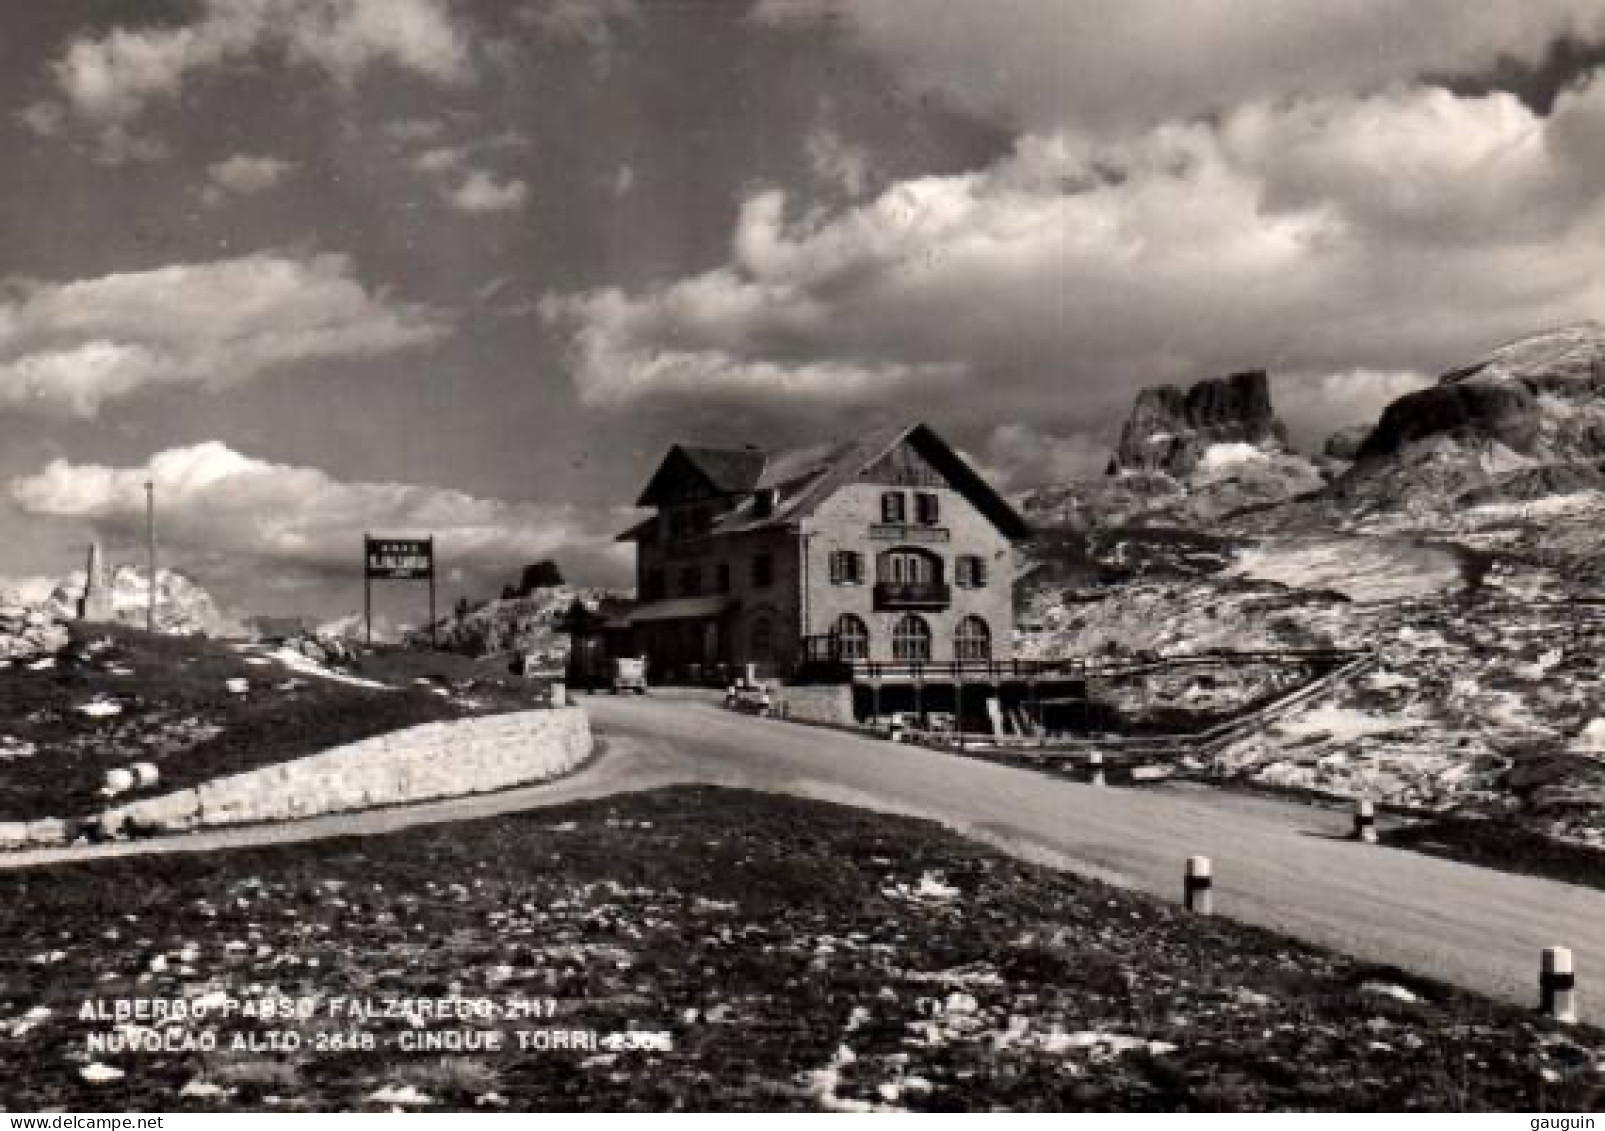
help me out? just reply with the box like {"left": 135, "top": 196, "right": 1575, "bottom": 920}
{"left": 1011, "top": 325, "right": 1605, "bottom": 847}
{"left": 44, "top": 565, "right": 232, "bottom": 636}
{"left": 1319, "top": 322, "right": 1605, "bottom": 519}
{"left": 0, "top": 591, "right": 70, "bottom": 660}
{"left": 421, "top": 586, "right": 627, "bottom": 661}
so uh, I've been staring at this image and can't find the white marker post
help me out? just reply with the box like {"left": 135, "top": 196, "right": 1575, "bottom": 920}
{"left": 1540, "top": 947, "right": 1577, "bottom": 1023}
{"left": 1089, "top": 750, "right": 1106, "bottom": 788}
{"left": 1354, "top": 798, "right": 1377, "bottom": 843}
{"left": 1184, "top": 855, "right": 1213, "bottom": 915}
{"left": 888, "top": 716, "right": 906, "bottom": 743}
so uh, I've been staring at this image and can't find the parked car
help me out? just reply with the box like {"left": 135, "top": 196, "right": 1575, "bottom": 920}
{"left": 612, "top": 656, "right": 649, "bottom": 694}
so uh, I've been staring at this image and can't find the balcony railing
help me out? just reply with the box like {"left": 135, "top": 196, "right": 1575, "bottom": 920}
{"left": 873, "top": 580, "right": 951, "bottom": 610}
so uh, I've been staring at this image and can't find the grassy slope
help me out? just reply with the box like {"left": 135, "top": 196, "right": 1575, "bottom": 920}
{"left": 0, "top": 625, "right": 546, "bottom": 823}
{"left": 1384, "top": 817, "right": 1605, "bottom": 894}
{"left": 0, "top": 786, "right": 1598, "bottom": 1112}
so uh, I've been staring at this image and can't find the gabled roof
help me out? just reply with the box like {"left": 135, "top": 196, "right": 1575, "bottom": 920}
{"left": 634, "top": 444, "right": 766, "bottom": 507}
{"left": 614, "top": 514, "right": 658, "bottom": 543}
{"left": 712, "top": 421, "right": 1033, "bottom": 541}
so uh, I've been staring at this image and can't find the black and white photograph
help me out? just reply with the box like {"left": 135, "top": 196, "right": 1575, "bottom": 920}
{"left": 0, "top": 0, "right": 1604, "bottom": 1117}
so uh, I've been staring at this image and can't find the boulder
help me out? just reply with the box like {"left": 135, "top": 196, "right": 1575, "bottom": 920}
{"left": 1323, "top": 425, "right": 1371, "bottom": 461}
{"left": 1356, "top": 380, "right": 1540, "bottom": 462}
{"left": 103, "top": 768, "right": 135, "bottom": 796}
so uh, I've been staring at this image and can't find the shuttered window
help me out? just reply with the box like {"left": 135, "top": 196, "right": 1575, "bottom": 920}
{"left": 915, "top": 492, "right": 940, "bottom": 525}
{"left": 881, "top": 491, "right": 906, "bottom": 522}
{"left": 956, "top": 555, "right": 988, "bottom": 588}
{"left": 829, "top": 550, "right": 864, "bottom": 585}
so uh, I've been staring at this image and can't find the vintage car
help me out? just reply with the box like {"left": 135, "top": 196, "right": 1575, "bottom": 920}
{"left": 611, "top": 656, "right": 649, "bottom": 694}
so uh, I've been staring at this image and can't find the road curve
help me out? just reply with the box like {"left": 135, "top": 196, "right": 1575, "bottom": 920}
{"left": 583, "top": 695, "right": 1605, "bottom": 1021}
{"left": 4, "top": 692, "right": 1601, "bottom": 1021}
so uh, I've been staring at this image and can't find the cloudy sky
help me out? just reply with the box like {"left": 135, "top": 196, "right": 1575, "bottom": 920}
{"left": 2, "top": 1, "right": 1604, "bottom": 617}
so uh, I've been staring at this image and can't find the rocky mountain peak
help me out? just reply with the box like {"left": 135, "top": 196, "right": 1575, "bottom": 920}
{"left": 1108, "top": 369, "right": 1290, "bottom": 476}
{"left": 1440, "top": 320, "right": 1605, "bottom": 390}
{"left": 1355, "top": 321, "right": 1605, "bottom": 465}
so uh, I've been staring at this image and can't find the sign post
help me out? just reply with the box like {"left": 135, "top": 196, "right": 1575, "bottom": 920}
{"left": 364, "top": 535, "right": 437, "bottom": 648}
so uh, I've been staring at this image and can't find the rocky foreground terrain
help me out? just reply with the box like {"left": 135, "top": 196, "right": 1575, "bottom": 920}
{"left": 1017, "top": 323, "right": 1605, "bottom": 845}
{"left": 0, "top": 787, "right": 1598, "bottom": 1112}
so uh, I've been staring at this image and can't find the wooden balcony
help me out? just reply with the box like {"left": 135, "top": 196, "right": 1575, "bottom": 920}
{"left": 873, "top": 580, "right": 951, "bottom": 610}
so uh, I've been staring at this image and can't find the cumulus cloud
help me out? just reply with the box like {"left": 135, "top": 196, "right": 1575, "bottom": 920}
{"left": 753, "top": 0, "right": 1605, "bottom": 137}
{"left": 0, "top": 575, "right": 63, "bottom": 605}
{"left": 203, "top": 153, "right": 295, "bottom": 204}
{"left": 542, "top": 75, "right": 1605, "bottom": 474}
{"left": 447, "top": 169, "right": 528, "bottom": 213}
{"left": 412, "top": 144, "right": 466, "bottom": 174}
{"left": 522, "top": 0, "right": 639, "bottom": 49}
{"left": 43, "top": 0, "right": 472, "bottom": 158}
{"left": 983, "top": 424, "right": 1110, "bottom": 490}
{"left": 1271, "top": 369, "right": 1437, "bottom": 448}
{"left": 9, "top": 443, "right": 628, "bottom": 587}
{"left": 0, "top": 253, "right": 446, "bottom": 417}
{"left": 806, "top": 127, "right": 873, "bottom": 196}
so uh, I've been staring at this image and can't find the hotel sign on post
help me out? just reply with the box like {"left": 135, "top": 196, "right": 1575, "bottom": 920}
{"left": 364, "top": 535, "right": 436, "bottom": 646}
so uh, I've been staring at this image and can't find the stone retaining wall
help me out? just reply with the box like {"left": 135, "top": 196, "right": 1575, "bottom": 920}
{"left": 771, "top": 684, "right": 856, "bottom": 727}
{"left": 0, "top": 707, "right": 591, "bottom": 847}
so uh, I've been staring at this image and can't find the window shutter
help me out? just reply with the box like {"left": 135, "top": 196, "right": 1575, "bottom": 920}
{"left": 916, "top": 492, "right": 940, "bottom": 525}
{"left": 850, "top": 552, "right": 863, "bottom": 584}
{"left": 975, "top": 557, "right": 988, "bottom": 586}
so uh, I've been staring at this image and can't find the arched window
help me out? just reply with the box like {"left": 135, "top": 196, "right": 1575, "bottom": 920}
{"left": 892, "top": 614, "right": 932, "bottom": 661}
{"left": 749, "top": 616, "right": 774, "bottom": 663}
{"left": 878, "top": 548, "right": 941, "bottom": 585}
{"left": 955, "top": 616, "right": 992, "bottom": 661}
{"left": 831, "top": 614, "right": 870, "bottom": 660}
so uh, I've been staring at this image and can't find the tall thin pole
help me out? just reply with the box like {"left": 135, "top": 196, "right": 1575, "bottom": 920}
{"left": 363, "top": 533, "right": 372, "bottom": 647}
{"left": 144, "top": 481, "right": 156, "bottom": 633}
{"left": 428, "top": 536, "right": 437, "bottom": 650}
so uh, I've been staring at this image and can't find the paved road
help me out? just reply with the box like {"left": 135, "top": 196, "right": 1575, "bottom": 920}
{"left": 6, "top": 692, "right": 1602, "bottom": 1021}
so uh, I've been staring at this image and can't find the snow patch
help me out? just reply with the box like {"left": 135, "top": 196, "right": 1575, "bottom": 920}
{"left": 1197, "top": 442, "right": 1270, "bottom": 472}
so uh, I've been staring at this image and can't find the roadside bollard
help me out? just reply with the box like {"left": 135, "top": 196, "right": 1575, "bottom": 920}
{"left": 888, "top": 717, "right": 906, "bottom": 743}
{"left": 1089, "top": 751, "right": 1106, "bottom": 788}
{"left": 1353, "top": 798, "right": 1377, "bottom": 843}
{"left": 1184, "top": 855, "right": 1213, "bottom": 915}
{"left": 1541, "top": 947, "right": 1577, "bottom": 1023}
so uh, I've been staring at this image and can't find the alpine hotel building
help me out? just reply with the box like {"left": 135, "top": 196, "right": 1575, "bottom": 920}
{"left": 618, "top": 423, "right": 1033, "bottom": 683}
